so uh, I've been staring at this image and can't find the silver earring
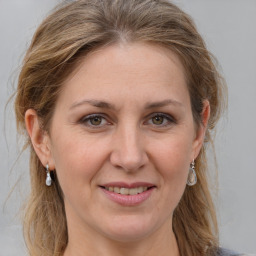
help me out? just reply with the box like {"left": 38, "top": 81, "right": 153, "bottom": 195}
{"left": 187, "top": 160, "right": 197, "bottom": 186}
{"left": 45, "top": 164, "right": 52, "bottom": 186}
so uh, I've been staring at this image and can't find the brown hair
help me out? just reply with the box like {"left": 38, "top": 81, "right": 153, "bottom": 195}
{"left": 15, "top": 0, "right": 226, "bottom": 255}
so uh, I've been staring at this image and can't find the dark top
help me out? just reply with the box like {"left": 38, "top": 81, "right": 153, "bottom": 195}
{"left": 217, "top": 248, "right": 254, "bottom": 256}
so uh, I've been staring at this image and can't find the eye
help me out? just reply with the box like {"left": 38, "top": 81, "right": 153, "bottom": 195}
{"left": 146, "top": 113, "right": 175, "bottom": 127}
{"left": 89, "top": 116, "right": 103, "bottom": 126}
{"left": 152, "top": 115, "right": 164, "bottom": 125}
{"left": 79, "top": 114, "right": 109, "bottom": 128}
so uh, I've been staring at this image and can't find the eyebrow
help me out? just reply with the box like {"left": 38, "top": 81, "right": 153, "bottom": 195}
{"left": 144, "top": 99, "right": 184, "bottom": 109}
{"left": 70, "top": 99, "right": 184, "bottom": 110}
{"left": 70, "top": 99, "right": 115, "bottom": 110}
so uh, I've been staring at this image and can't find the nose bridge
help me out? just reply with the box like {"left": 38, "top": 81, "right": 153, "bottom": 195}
{"left": 110, "top": 122, "right": 147, "bottom": 172}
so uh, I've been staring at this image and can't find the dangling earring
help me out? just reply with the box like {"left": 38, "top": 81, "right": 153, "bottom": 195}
{"left": 187, "top": 160, "right": 197, "bottom": 186}
{"left": 45, "top": 164, "right": 52, "bottom": 187}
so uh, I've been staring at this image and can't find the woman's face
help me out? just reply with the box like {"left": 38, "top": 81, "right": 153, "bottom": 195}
{"left": 43, "top": 43, "right": 207, "bottom": 242}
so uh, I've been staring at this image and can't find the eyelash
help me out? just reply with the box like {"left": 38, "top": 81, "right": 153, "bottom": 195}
{"left": 146, "top": 113, "right": 176, "bottom": 127}
{"left": 79, "top": 114, "right": 109, "bottom": 128}
{"left": 78, "top": 113, "right": 176, "bottom": 129}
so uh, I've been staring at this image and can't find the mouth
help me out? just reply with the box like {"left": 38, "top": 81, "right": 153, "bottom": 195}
{"left": 100, "top": 186, "right": 154, "bottom": 196}
{"left": 99, "top": 183, "right": 156, "bottom": 206}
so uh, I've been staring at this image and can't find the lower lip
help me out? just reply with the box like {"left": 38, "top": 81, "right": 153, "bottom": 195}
{"left": 100, "top": 187, "right": 155, "bottom": 206}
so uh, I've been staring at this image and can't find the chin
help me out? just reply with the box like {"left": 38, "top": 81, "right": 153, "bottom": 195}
{"left": 105, "top": 229, "right": 151, "bottom": 243}
{"left": 99, "top": 214, "right": 161, "bottom": 243}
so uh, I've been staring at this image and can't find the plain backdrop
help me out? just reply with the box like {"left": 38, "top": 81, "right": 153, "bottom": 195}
{"left": 1, "top": 1, "right": 255, "bottom": 255}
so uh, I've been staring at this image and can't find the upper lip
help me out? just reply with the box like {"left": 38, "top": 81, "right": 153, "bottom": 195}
{"left": 100, "top": 182, "right": 156, "bottom": 189}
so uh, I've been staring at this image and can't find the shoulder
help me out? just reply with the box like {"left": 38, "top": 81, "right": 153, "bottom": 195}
{"left": 217, "top": 248, "right": 256, "bottom": 256}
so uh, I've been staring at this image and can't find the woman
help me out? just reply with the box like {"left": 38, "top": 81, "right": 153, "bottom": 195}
{"left": 14, "top": 0, "right": 240, "bottom": 255}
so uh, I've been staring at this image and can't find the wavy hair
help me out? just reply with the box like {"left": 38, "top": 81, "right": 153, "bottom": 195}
{"left": 15, "top": 0, "right": 226, "bottom": 255}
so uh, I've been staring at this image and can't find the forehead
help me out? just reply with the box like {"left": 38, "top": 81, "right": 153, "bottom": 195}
{"left": 58, "top": 42, "right": 189, "bottom": 109}
{"left": 68, "top": 42, "right": 186, "bottom": 82}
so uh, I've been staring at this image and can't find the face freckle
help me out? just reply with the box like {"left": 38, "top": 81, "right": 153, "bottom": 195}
{"left": 48, "top": 42, "right": 202, "bottom": 243}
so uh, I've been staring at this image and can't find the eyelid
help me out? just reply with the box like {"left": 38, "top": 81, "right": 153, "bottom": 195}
{"left": 78, "top": 112, "right": 176, "bottom": 129}
{"left": 144, "top": 112, "right": 176, "bottom": 127}
{"left": 79, "top": 113, "right": 111, "bottom": 128}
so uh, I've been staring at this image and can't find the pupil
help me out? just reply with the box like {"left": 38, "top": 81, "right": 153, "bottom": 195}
{"left": 153, "top": 116, "right": 163, "bottom": 124}
{"left": 91, "top": 117, "right": 101, "bottom": 125}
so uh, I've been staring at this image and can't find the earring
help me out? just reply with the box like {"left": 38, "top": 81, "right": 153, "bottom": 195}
{"left": 45, "top": 164, "right": 52, "bottom": 187}
{"left": 187, "top": 160, "right": 197, "bottom": 186}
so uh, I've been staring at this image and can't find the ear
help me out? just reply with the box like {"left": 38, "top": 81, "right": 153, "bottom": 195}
{"left": 192, "top": 100, "right": 210, "bottom": 160}
{"left": 25, "top": 109, "right": 55, "bottom": 169}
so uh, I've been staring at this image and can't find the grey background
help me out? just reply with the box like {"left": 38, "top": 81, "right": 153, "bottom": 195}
{"left": 1, "top": 0, "right": 255, "bottom": 255}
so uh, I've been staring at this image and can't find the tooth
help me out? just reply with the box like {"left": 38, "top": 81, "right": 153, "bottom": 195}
{"left": 120, "top": 188, "right": 129, "bottom": 195}
{"left": 129, "top": 188, "right": 138, "bottom": 195}
{"left": 107, "top": 186, "right": 150, "bottom": 195}
{"left": 114, "top": 187, "right": 120, "bottom": 193}
{"left": 138, "top": 187, "right": 143, "bottom": 193}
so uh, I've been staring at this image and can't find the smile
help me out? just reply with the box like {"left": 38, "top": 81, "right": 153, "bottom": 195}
{"left": 100, "top": 183, "right": 156, "bottom": 206}
{"left": 103, "top": 186, "right": 150, "bottom": 195}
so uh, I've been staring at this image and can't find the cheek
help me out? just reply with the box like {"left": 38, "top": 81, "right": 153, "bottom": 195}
{"left": 151, "top": 134, "right": 192, "bottom": 194}
{"left": 152, "top": 133, "right": 192, "bottom": 172}
{"left": 50, "top": 129, "right": 109, "bottom": 195}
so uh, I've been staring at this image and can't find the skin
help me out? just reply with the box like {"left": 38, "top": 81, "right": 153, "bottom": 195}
{"left": 25, "top": 42, "right": 210, "bottom": 256}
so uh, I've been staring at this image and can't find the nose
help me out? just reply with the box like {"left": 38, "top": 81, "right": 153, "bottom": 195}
{"left": 110, "top": 124, "right": 148, "bottom": 172}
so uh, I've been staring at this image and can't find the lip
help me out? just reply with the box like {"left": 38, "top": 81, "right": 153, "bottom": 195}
{"left": 99, "top": 182, "right": 156, "bottom": 206}
{"left": 100, "top": 182, "right": 155, "bottom": 188}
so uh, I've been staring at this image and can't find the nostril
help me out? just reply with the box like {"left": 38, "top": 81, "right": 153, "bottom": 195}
{"left": 109, "top": 131, "right": 149, "bottom": 172}
{"left": 110, "top": 152, "right": 147, "bottom": 173}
